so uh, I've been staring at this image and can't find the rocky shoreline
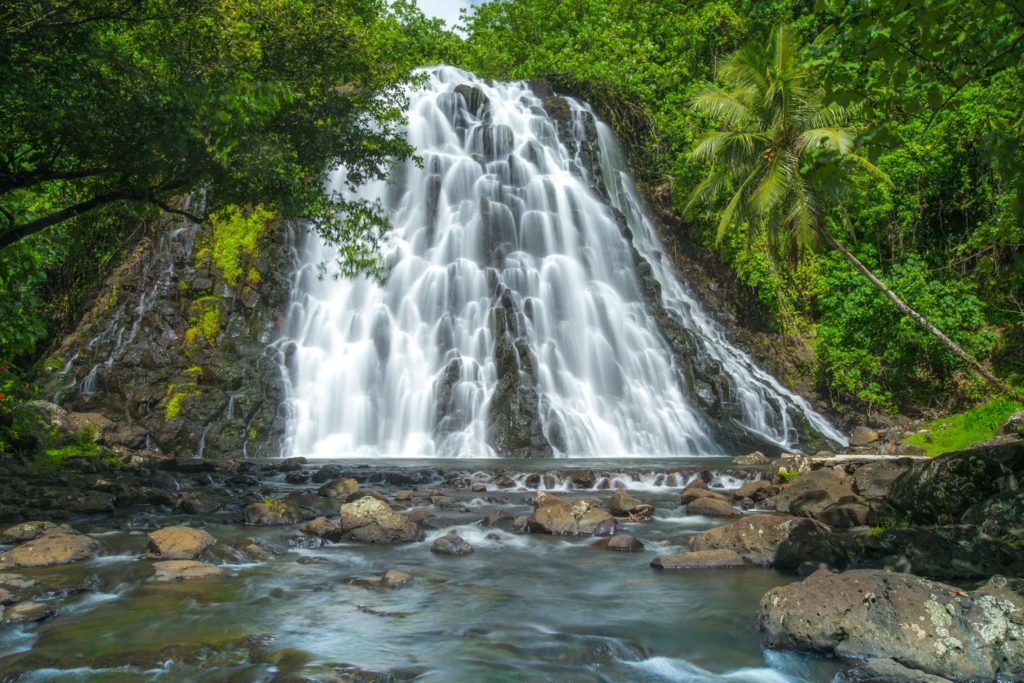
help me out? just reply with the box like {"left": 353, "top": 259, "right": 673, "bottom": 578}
{"left": 0, "top": 415, "right": 1022, "bottom": 680}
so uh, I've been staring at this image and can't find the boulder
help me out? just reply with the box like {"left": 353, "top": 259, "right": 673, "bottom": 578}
{"left": 773, "top": 469, "right": 862, "bottom": 519}
{"left": 527, "top": 497, "right": 615, "bottom": 537}
{"left": 853, "top": 460, "right": 913, "bottom": 499}
{"left": 591, "top": 534, "right": 643, "bottom": 552}
{"left": 998, "top": 411, "right": 1024, "bottom": 437}
{"left": 148, "top": 560, "right": 227, "bottom": 582}
{"left": 337, "top": 498, "right": 422, "bottom": 544}
{"left": 430, "top": 534, "right": 473, "bottom": 555}
{"left": 146, "top": 527, "right": 216, "bottom": 560}
{"left": 0, "top": 533, "right": 100, "bottom": 568}
{"left": 607, "top": 490, "right": 654, "bottom": 519}
{"left": 651, "top": 549, "right": 745, "bottom": 569}
{"left": 729, "top": 480, "right": 774, "bottom": 503}
{"left": 407, "top": 508, "right": 435, "bottom": 527}
{"left": 318, "top": 477, "right": 359, "bottom": 499}
{"left": 0, "top": 573, "right": 37, "bottom": 590}
{"left": 2, "top": 601, "right": 56, "bottom": 625}
{"left": 0, "top": 521, "right": 71, "bottom": 545}
{"left": 686, "top": 497, "right": 739, "bottom": 517}
{"left": 733, "top": 451, "right": 769, "bottom": 465}
{"left": 480, "top": 509, "right": 514, "bottom": 529}
{"left": 774, "top": 453, "right": 812, "bottom": 482}
{"left": 243, "top": 500, "right": 301, "bottom": 526}
{"left": 758, "top": 569, "right": 1024, "bottom": 682}
{"left": 690, "top": 513, "right": 846, "bottom": 570}
{"left": 680, "top": 483, "right": 726, "bottom": 505}
{"left": 961, "top": 490, "right": 1024, "bottom": 535}
{"left": 849, "top": 425, "right": 880, "bottom": 446}
{"left": 816, "top": 500, "right": 876, "bottom": 528}
{"left": 836, "top": 658, "right": 954, "bottom": 682}
{"left": 567, "top": 470, "right": 596, "bottom": 489}
{"left": 0, "top": 588, "right": 14, "bottom": 605}
{"left": 889, "top": 441, "right": 1024, "bottom": 524}
{"left": 857, "top": 525, "right": 1024, "bottom": 580}
{"left": 299, "top": 517, "right": 338, "bottom": 538}
{"left": 381, "top": 569, "right": 412, "bottom": 589}
{"left": 311, "top": 464, "right": 344, "bottom": 483}
{"left": 66, "top": 411, "right": 115, "bottom": 436}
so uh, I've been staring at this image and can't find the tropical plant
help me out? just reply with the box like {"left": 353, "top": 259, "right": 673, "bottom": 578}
{"left": 686, "top": 24, "right": 1022, "bottom": 401}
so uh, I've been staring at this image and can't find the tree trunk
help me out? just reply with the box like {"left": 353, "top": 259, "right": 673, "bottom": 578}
{"left": 817, "top": 224, "right": 1024, "bottom": 403}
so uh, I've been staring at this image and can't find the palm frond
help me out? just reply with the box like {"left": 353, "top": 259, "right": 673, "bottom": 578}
{"left": 689, "top": 85, "right": 755, "bottom": 127}
{"left": 844, "top": 152, "right": 894, "bottom": 186}
{"left": 796, "top": 126, "right": 856, "bottom": 155}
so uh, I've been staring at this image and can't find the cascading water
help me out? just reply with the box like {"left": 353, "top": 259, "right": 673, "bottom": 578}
{"left": 282, "top": 67, "right": 844, "bottom": 459}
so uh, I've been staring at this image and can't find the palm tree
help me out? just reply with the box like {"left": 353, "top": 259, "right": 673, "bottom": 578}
{"left": 686, "top": 24, "right": 1021, "bottom": 402}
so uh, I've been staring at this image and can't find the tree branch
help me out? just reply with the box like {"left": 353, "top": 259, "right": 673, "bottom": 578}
{"left": 0, "top": 187, "right": 136, "bottom": 250}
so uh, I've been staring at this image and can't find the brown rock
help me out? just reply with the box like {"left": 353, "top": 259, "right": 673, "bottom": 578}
{"left": 480, "top": 509, "right": 514, "bottom": 528}
{"left": 407, "top": 508, "right": 435, "bottom": 527}
{"left": 651, "top": 549, "right": 745, "bottom": 569}
{"left": 300, "top": 517, "right": 338, "bottom": 538}
{"left": 608, "top": 490, "right": 655, "bottom": 519}
{"left": 393, "top": 490, "right": 414, "bottom": 502}
{"left": 338, "top": 497, "right": 422, "bottom": 544}
{"left": 690, "top": 513, "right": 847, "bottom": 569}
{"left": 774, "top": 469, "right": 860, "bottom": 518}
{"left": 591, "top": 534, "right": 644, "bottom": 552}
{"left": 733, "top": 451, "right": 769, "bottom": 465}
{"left": 527, "top": 498, "right": 615, "bottom": 536}
{"left": 0, "top": 533, "right": 100, "bottom": 568}
{"left": 849, "top": 425, "right": 880, "bottom": 446}
{"left": 0, "top": 588, "right": 14, "bottom": 605}
{"left": 686, "top": 497, "right": 740, "bottom": 517}
{"left": 730, "top": 480, "right": 774, "bottom": 503}
{"left": 318, "top": 477, "right": 359, "bottom": 498}
{"left": 381, "top": 569, "right": 412, "bottom": 588}
{"left": 2, "top": 601, "right": 56, "bottom": 624}
{"left": 430, "top": 534, "right": 473, "bottom": 555}
{"left": 0, "top": 573, "right": 37, "bottom": 590}
{"left": 680, "top": 485, "right": 728, "bottom": 506}
{"left": 0, "top": 521, "right": 72, "bottom": 545}
{"left": 243, "top": 500, "right": 301, "bottom": 526}
{"left": 852, "top": 460, "right": 913, "bottom": 499}
{"left": 148, "top": 560, "right": 227, "bottom": 582}
{"left": 66, "top": 411, "right": 115, "bottom": 436}
{"left": 146, "top": 527, "right": 216, "bottom": 560}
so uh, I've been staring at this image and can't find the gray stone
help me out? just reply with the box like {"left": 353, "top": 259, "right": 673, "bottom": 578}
{"left": 591, "top": 534, "right": 644, "bottom": 552}
{"left": 430, "top": 534, "right": 473, "bottom": 555}
{"left": 690, "top": 513, "right": 847, "bottom": 570}
{"left": 686, "top": 496, "right": 739, "bottom": 517}
{"left": 733, "top": 451, "right": 769, "bottom": 465}
{"left": 651, "top": 549, "right": 745, "bottom": 569}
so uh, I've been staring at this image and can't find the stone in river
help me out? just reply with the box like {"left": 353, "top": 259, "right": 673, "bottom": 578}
{"left": 2, "top": 601, "right": 56, "bottom": 624}
{"left": 148, "top": 560, "right": 227, "bottom": 582}
{"left": 337, "top": 498, "right": 422, "bottom": 544}
{"left": 381, "top": 569, "right": 413, "bottom": 588}
{"left": 146, "top": 526, "right": 216, "bottom": 560}
{"left": 607, "top": 490, "right": 655, "bottom": 519}
{"left": 0, "top": 533, "right": 100, "bottom": 568}
{"left": 591, "top": 534, "right": 644, "bottom": 552}
{"left": 686, "top": 496, "right": 740, "bottom": 517}
{"left": 650, "top": 549, "right": 745, "bottom": 569}
{"left": 430, "top": 534, "right": 474, "bottom": 555}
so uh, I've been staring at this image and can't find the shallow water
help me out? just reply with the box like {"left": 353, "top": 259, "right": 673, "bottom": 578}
{"left": 0, "top": 465, "right": 844, "bottom": 682}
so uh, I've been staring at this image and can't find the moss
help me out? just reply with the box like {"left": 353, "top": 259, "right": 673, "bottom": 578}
{"left": 904, "top": 396, "right": 1022, "bottom": 456}
{"left": 185, "top": 365, "right": 204, "bottom": 379}
{"left": 262, "top": 496, "right": 286, "bottom": 515}
{"left": 178, "top": 279, "right": 189, "bottom": 294}
{"left": 204, "top": 204, "right": 275, "bottom": 288}
{"left": 41, "top": 356, "right": 64, "bottom": 372}
{"left": 184, "top": 297, "right": 221, "bottom": 350}
{"left": 165, "top": 382, "right": 202, "bottom": 421}
{"left": 29, "top": 426, "right": 116, "bottom": 473}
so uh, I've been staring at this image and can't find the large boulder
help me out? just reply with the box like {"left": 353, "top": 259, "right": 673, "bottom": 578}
{"left": 999, "top": 411, "right": 1024, "bottom": 437}
{"left": 686, "top": 496, "right": 740, "bottom": 517}
{"left": 146, "top": 527, "right": 216, "bottom": 560}
{"left": 856, "top": 525, "right": 1024, "bottom": 580}
{"left": 728, "top": 480, "right": 774, "bottom": 504}
{"left": 148, "top": 560, "right": 227, "bottom": 582}
{"left": 0, "top": 533, "right": 100, "bottom": 568}
{"left": 849, "top": 425, "right": 880, "bottom": 446}
{"left": 651, "top": 549, "right": 744, "bottom": 569}
{"left": 733, "top": 451, "right": 769, "bottom": 465}
{"left": 430, "top": 534, "right": 473, "bottom": 555}
{"left": 0, "top": 521, "right": 71, "bottom": 545}
{"left": 773, "top": 469, "right": 861, "bottom": 518}
{"left": 758, "top": 569, "right": 1024, "bottom": 682}
{"left": 690, "top": 513, "right": 846, "bottom": 570}
{"left": 889, "top": 441, "right": 1024, "bottom": 524}
{"left": 591, "top": 534, "right": 644, "bottom": 552}
{"left": 607, "top": 490, "right": 654, "bottom": 519}
{"left": 337, "top": 497, "right": 422, "bottom": 544}
{"left": 853, "top": 460, "right": 913, "bottom": 499}
{"left": 317, "top": 477, "right": 359, "bottom": 499}
{"left": 527, "top": 495, "right": 614, "bottom": 537}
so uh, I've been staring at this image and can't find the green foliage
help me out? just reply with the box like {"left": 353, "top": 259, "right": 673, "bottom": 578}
{"left": 165, "top": 383, "right": 202, "bottom": 421}
{"left": 206, "top": 205, "right": 275, "bottom": 287}
{"left": 904, "top": 397, "right": 1022, "bottom": 456}
{"left": 184, "top": 298, "right": 222, "bottom": 351}
{"left": 777, "top": 467, "right": 799, "bottom": 483}
{"left": 262, "top": 496, "right": 286, "bottom": 515}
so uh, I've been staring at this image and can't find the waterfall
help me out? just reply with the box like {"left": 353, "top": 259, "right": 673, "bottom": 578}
{"left": 282, "top": 67, "right": 845, "bottom": 459}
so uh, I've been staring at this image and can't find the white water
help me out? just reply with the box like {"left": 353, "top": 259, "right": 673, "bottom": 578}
{"left": 282, "top": 67, "right": 844, "bottom": 459}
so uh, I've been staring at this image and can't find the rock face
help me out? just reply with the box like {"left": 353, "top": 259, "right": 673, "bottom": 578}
{"left": 758, "top": 569, "right": 1024, "bottom": 682}
{"left": 37, "top": 214, "right": 291, "bottom": 460}
{"left": 149, "top": 560, "right": 227, "bottom": 582}
{"left": 430, "top": 534, "right": 473, "bottom": 555}
{"left": 857, "top": 525, "right": 1024, "bottom": 580}
{"left": 526, "top": 494, "right": 615, "bottom": 536}
{"left": 651, "top": 549, "right": 744, "bottom": 569}
{"left": 0, "top": 532, "right": 100, "bottom": 568}
{"left": 607, "top": 491, "right": 654, "bottom": 518}
{"left": 690, "top": 514, "right": 846, "bottom": 570}
{"left": 337, "top": 498, "right": 422, "bottom": 544}
{"left": 889, "top": 441, "right": 1024, "bottom": 524}
{"left": 146, "top": 527, "right": 215, "bottom": 560}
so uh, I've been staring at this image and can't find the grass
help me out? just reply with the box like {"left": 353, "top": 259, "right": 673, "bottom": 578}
{"left": 26, "top": 426, "right": 118, "bottom": 473}
{"left": 904, "top": 396, "right": 1022, "bottom": 456}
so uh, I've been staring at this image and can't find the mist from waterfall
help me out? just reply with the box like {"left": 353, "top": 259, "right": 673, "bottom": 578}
{"left": 281, "top": 67, "right": 845, "bottom": 458}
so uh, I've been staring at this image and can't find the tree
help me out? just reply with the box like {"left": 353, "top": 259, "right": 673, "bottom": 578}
{"left": 686, "top": 24, "right": 1023, "bottom": 401}
{"left": 0, "top": 0, "right": 450, "bottom": 264}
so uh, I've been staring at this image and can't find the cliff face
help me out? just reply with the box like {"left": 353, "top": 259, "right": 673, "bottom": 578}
{"left": 39, "top": 210, "right": 292, "bottom": 459}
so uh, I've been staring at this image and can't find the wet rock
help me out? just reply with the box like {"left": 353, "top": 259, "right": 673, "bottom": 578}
{"left": 175, "top": 490, "right": 229, "bottom": 515}
{"left": 284, "top": 491, "right": 346, "bottom": 519}
{"left": 338, "top": 498, "right": 422, "bottom": 544}
{"left": 300, "top": 516, "right": 338, "bottom": 538}
{"left": 296, "top": 556, "right": 322, "bottom": 565}
{"left": 430, "top": 534, "right": 473, "bottom": 555}
{"left": 0, "top": 573, "right": 37, "bottom": 590}
{"left": 651, "top": 549, "right": 744, "bottom": 569}
{"left": 567, "top": 470, "right": 596, "bottom": 489}
{"left": 407, "top": 508, "right": 436, "bottom": 528}
{"left": 480, "top": 509, "right": 514, "bottom": 528}
{"left": 686, "top": 497, "right": 739, "bottom": 517}
{"left": 148, "top": 560, "right": 227, "bottom": 582}
{"left": 527, "top": 497, "right": 615, "bottom": 536}
{"left": 591, "top": 534, "right": 643, "bottom": 552}
{"left": 311, "top": 464, "right": 344, "bottom": 483}
{"left": 607, "top": 490, "right": 655, "bottom": 519}
{"left": 0, "top": 533, "right": 100, "bottom": 568}
{"left": 816, "top": 500, "right": 876, "bottom": 528}
{"left": 381, "top": 569, "right": 412, "bottom": 588}
{"left": 470, "top": 482, "right": 487, "bottom": 493}
{"left": 278, "top": 457, "right": 306, "bottom": 472}
{"left": 454, "top": 84, "right": 489, "bottom": 116}
{"left": 236, "top": 539, "right": 284, "bottom": 561}
{"left": 244, "top": 499, "right": 301, "bottom": 525}
{"left": 0, "top": 588, "right": 15, "bottom": 605}
{"left": 492, "top": 474, "right": 517, "bottom": 488}
{"left": 961, "top": 491, "right": 1024, "bottom": 535}
{"left": 852, "top": 460, "right": 913, "bottom": 499}
{"left": 849, "top": 425, "right": 879, "bottom": 446}
{"left": 836, "top": 658, "right": 954, "bottom": 682}
{"left": 318, "top": 477, "right": 359, "bottom": 499}
{"left": 393, "top": 489, "right": 414, "bottom": 502}
{"left": 729, "top": 480, "right": 774, "bottom": 503}
{"left": 733, "top": 451, "right": 769, "bottom": 465}
{"left": 0, "top": 521, "right": 70, "bottom": 545}
{"left": 284, "top": 471, "right": 309, "bottom": 485}
{"left": 774, "top": 454, "right": 811, "bottom": 481}
{"left": 758, "top": 570, "right": 1024, "bottom": 681}
{"left": 690, "top": 513, "right": 847, "bottom": 570}
{"left": 680, "top": 483, "right": 726, "bottom": 505}
{"left": 857, "top": 525, "right": 1024, "bottom": 580}
{"left": 889, "top": 441, "right": 1024, "bottom": 524}
{"left": 146, "top": 526, "right": 216, "bottom": 560}
{"left": 773, "top": 469, "right": 861, "bottom": 519}
{"left": 2, "top": 601, "right": 56, "bottom": 624}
